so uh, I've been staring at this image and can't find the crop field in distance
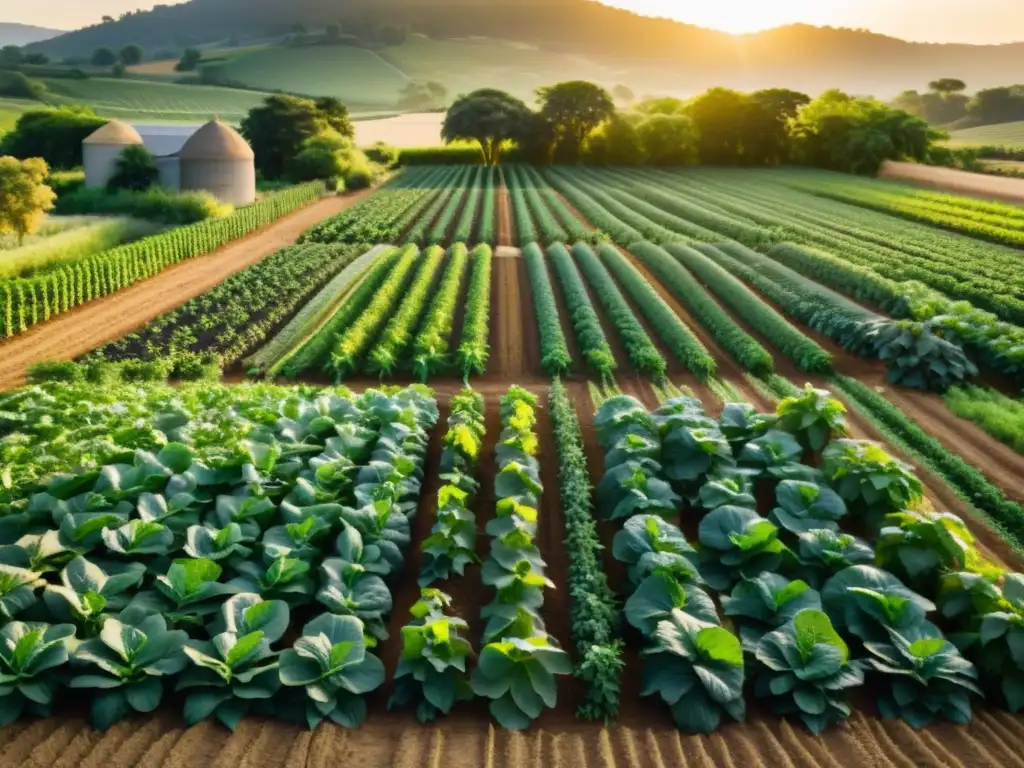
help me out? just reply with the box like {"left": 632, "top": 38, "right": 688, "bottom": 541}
{"left": 4, "top": 165, "right": 1024, "bottom": 767}
{"left": 946, "top": 120, "right": 1024, "bottom": 147}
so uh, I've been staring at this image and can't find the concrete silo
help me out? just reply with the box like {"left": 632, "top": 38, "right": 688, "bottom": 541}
{"left": 83, "top": 120, "right": 144, "bottom": 189}
{"left": 177, "top": 119, "right": 256, "bottom": 206}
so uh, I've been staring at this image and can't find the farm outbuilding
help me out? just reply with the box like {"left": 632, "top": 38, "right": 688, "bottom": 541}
{"left": 82, "top": 119, "right": 256, "bottom": 205}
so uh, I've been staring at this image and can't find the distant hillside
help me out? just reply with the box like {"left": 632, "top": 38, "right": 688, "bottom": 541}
{"left": 0, "top": 22, "right": 62, "bottom": 47}
{"left": 947, "top": 121, "right": 1024, "bottom": 148}
{"left": 25, "top": 0, "right": 1024, "bottom": 97}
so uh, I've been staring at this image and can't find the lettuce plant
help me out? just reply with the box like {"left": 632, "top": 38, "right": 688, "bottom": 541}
{"left": 875, "top": 510, "right": 977, "bottom": 592}
{"left": 936, "top": 571, "right": 1002, "bottom": 626}
{"left": 795, "top": 530, "right": 875, "bottom": 586}
{"left": 0, "top": 531, "right": 77, "bottom": 574}
{"left": 101, "top": 519, "right": 175, "bottom": 558}
{"left": 0, "top": 621, "right": 76, "bottom": 725}
{"left": 722, "top": 573, "right": 822, "bottom": 651}
{"left": 863, "top": 623, "right": 981, "bottom": 727}
{"left": 596, "top": 463, "right": 681, "bottom": 521}
{"left": 0, "top": 564, "right": 42, "bottom": 620}
{"left": 420, "top": 486, "right": 478, "bottom": 586}
{"left": 177, "top": 596, "right": 289, "bottom": 730}
{"left": 775, "top": 385, "right": 848, "bottom": 452}
{"left": 822, "top": 565, "right": 935, "bottom": 642}
{"left": 122, "top": 558, "right": 238, "bottom": 627}
{"left": 661, "top": 424, "right": 735, "bottom": 489}
{"left": 279, "top": 613, "right": 385, "bottom": 729}
{"left": 640, "top": 609, "right": 746, "bottom": 733}
{"left": 339, "top": 501, "right": 411, "bottom": 577}
{"left": 208, "top": 494, "right": 276, "bottom": 540}
{"left": 260, "top": 515, "right": 332, "bottom": 562}
{"left": 770, "top": 480, "right": 847, "bottom": 534}
{"left": 316, "top": 555, "right": 392, "bottom": 642}
{"left": 972, "top": 573, "right": 1024, "bottom": 711}
{"left": 718, "top": 403, "right": 776, "bottom": 451}
{"left": 738, "top": 430, "right": 804, "bottom": 478}
{"left": 594, "top": 395, "right": 658, "bottom": 450}
{"left": 605, "top": 434, "right": 661, "bottom": 472}
{"left": 388, "top": 590, "right": 474, "bottom": 723}
{"left": 821, "top": 440, "right": 923, "bottom": 520}
{"left": 470, "top": 628, "right": 572, "bottom": 730}
{"left": 481, "top": 543, "right": 554, "bottom": 635}
{"left": 697, "top": 471, "right": 756, "bottom": 511}
{"left": 626, "top": 574, "right": 718, "bottom": 636}
{"left": 698, "top": 506, "right": 788, "bottom": 590}
{"left": 754, "top": 609, "right": 864, "bottom": 733}
{"left": 43, "top": 557, "right": 145, "bottom": 636}
{"left": 612, "top": 515, "right": 701, "bottom": 589}
{"left": 184, "top": 523, "right": 253, "bottom": 562}
{"left": 70, "top": 615, "right": 189, "bottom": 731}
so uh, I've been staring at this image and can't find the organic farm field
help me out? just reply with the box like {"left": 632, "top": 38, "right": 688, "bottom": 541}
{"left": 37, "top": 77, "right": 274, "bottom": 123}
{"left": 5, "top": 166, "right": 1024, "bottom": 767}
{"left": 946, "top": 120, "right": 1024, "bottom": 148}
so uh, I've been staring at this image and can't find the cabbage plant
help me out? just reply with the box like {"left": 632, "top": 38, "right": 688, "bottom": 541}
{"left": 208, "top": 494, "right": 276, "bottom": 540}
{"left": 0, "top": 621, "right": 76, "bottom": 725}
{"left": 388, "top": 590, "right": 474, "bottom": 723}
{"left": 470, "top": 628, "right": 571, "bottom": 730}
{"left": 698, "top": 506, "right": 788, "bottom": 590}
{"left": 795, "top": 530, "right": 875, "bottom": 587}
{"left": 718, "top": 403, "right": 776, "bottom": 452}
{"left": 697, "top": 471, "right": 756, "bottom": 511}
{"left": 419, "top": 486, "right": 478, "bottom": 586}
{"left": 754, "top": 609, "right": 864, "bottom": 733}
{"left": 177, "top": 596, "right": 289, "bottom": 730}
{"left": 43, "top": 557, "right": 145, "bottom": 636}
{"left": 722, "top": 573, "right": 822, "bottom": 651}
{"left": 661, "top": 424, "right": 734, "bottom": 489}
{"left": 641, "top": 609, "right": 746, "bottom": 734}
{"left": 125, "top": 558, "right": 237, "bottom": 627}
{"left": 594, "top": 395, "right": 657, "bottom": 450}
{"left": 184, "top": 523, "right": 253, "bottom": 562}
{"left": 279, "top": 613, "right": 385, "bottom": 729}
{"left": 821, "top": 441, "right": 923, "bottom": 521}
{"left": 626, "top": 574, "right": 718, "bottom": 636}
{"left": 316, "top": 552, "right": 392, "bottom": 642}
{"left": 875, "top": 510, "right": 977, "bottom": 591}
{"left": 774, "top": 385, "right": 848, "bottom": 452}
{"left": 738, "top": 430, "right": 804, "bottom": 478}
{"left": 261, "top": 515, "right": 332, "bottom": 562}
{"left": 863, "top": 623, "right": 981, "bottom": 727}
{"left": 822, "top": 565, "right": 935, "bottom": 642}
{"left": 612, "top": 515, "right": 701, "bottom": 589}
{"left": 770, "top": 480, "right": 847, "bottom": 534}
{"left": 595, "top": 463, "right": 681, "bottom": 520}
{"left": 70, "top": 615, "right": 189, "bottom": 731}
{"left": 101, "top": 519, "right": 175, "bottom": 558}
{"left": 972, "top": 573, "right": 1024, "bottom": 711}
{"left": 0, "top": 564, "right": 42, "bottom": 620}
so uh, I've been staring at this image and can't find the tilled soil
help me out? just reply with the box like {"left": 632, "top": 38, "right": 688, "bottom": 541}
{"left": 497, "top": 186, "right": 514, "bottom": 247}
{"left": 0, "top": 191, "right": 373, "bottom": 391}
{"left": 880, "top": 161, "right": 1024, "bottom": 206}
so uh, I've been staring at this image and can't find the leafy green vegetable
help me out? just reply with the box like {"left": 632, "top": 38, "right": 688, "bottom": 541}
{"left": 0, "top": 621, "right": 76, "bottom": 726}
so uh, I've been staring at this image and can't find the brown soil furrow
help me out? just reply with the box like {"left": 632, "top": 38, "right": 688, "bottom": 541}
{"left": 609, "top": 727, "right": 645, "bottom": 768}
{"left": 703, "top": 730, "right": 743, "bottom": 768}
{"left": 497, "top": 184, "right": 514, "bottom": 247}
{"left": 638, "top": 727, "right": 671, "bottom": 768}
{"left": 278, "top": 729, "right": 313, "bottom": 767}
{"left": 927, "top": 719, "right": 1006, "bottom": 768}
{"left": 156, "top": 719, "right": 230, "bottom": 768}
{"left": 391, "top": 727, "right": 440, "bottom": 768}
{"left": 726, "top": 719, "right": 789, "bottom": 767}
{"left": 16, "top": 718, "right": 85, "bottom": 767}
{"left": 882, "top": 719, "right": 966, "bottom": 768}
{"left": 980, "top": 709, "right": 1024, "bottom": 749}
{"left": 855, "top": 715, "right": 922, "bottom": 768}
{"left": 773, "top": 719, "right": 841, "bottom": 768}
{"left": 48, "top": 719, "right": 102, "bottom": 768}
{"left": 74, "top": 715, "right": 163, "bottom": 768}
{"left": 229, "top": 718, "right": 305, "bottom": 768}
{"left": 435, "top": 721, "right": 489, "bottom": 768}
{"left": 821, "top": 719, "right": 895, "bottom": 768}
{"left": 959, "top": 717, "right": 1021, "bottom": 766}
{"left": 0, "top": 718, "right": 65, "bottom": 764}
{"left": 485, "top": 254, "right": 541, "bottom": 381}
{"left": 0, "top": 191, "right": 371, "bottom": 391}
{"left": 659, "top": 730, "right": 717, "bottom": 768}
{"left": 752, "top": 719, "right": 812, "bottom": 768}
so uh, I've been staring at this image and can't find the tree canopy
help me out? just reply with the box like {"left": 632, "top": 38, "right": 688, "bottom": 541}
{"left": 0, "top": 46, "right": 22, "bottom": 67}
{"left": 929, "top": 78, "right": 967, "bottom": 96}
{"left": 442, "top": 89, "right": 533, "bottom": 165}
{"left": 537, "top": 80, "right": 615, "bottom": 162}
{"left": 0, "top": 156, "right": 56, "bottom": 246}
{"left": 91, "top": 47, "right": 117, "bottom": 67}
{"left": 241, "top": 95, "right": 354, "bottom": 180}
{"left": 0, "top": 107, "right": 106, "bottom": 170}
{"left": 175, "top": 47, "right": 201, "bottom": 72}
{"left": 119, "top": 44, "right": 144, "bottom": 67}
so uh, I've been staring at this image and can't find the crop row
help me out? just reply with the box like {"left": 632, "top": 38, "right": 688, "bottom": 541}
{"left": 517, "top": 166, "right": 592, "bottom": 242}
{"left": 548, "top": 243, "right": 617, "bottom": 379}
{"left": 85, "top": 242, "right": 363, "bottom": 378}
{"left": 0, "top": 382, "right": 438, "bottom": 732}
{"left": 405, "top": 167, "right": 475, "bottom": 246}
{"left": 412, "top": 244, "right": 470, "bottom": 380}
{"left": 522, "top": 243, "right": 572, "bottom": 375}
{"left": 456, "top": 245, "right": 493, "bottom": 380}
{"left": 505, "top": 166, "right": 539, "bottom": 245}
{"left": 0, "top": 182, "right": 325, "bottom": 338}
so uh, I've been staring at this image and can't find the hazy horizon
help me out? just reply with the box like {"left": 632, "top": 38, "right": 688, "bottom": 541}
{"left": 7, "top": 0, "right": 1024, "bottom": 45}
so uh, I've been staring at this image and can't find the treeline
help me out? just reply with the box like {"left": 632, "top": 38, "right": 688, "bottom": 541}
{"left": 441, "top": 82, "right": 938, "bottom": 175}
{"left": 894, "top": 79, "right": 1024, "bottom": 128}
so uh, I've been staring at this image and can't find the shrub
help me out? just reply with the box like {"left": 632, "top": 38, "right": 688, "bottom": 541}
{"left": 0, "top": 71, "right": 46, "bottom": 101}
{"left": 55, "top": 186, "right": 231, "bottom": 224}
{"left": 26, "top": 360, "right": 83, "bottom": 384}
{"left": 0, "top": 107, "right": 106, "bottom": 169}
{"left": 107, "top": 145, "right": 159, "bottom": 192}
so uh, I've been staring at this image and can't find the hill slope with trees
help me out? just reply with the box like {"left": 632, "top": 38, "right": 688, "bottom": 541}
{"left": 24, "top": 0, "right": 1024, "bottom": 96}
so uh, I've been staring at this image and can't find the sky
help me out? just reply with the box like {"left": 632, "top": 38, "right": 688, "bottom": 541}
{"left": 7, "top": 0, "right": 1024, "bottom": 45}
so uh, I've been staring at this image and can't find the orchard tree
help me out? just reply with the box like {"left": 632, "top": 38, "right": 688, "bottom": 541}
{"left": 745, "top": 88, "right": 811, "bottom": 164}
{"left": 0, "top": 156, "right": 56, "bottom": 245}
{"left": 91, "top": 47, "right": 117, "bottom": 67}
{"left": 441, "top": 89, "right": 533, "bottom": 165}
{"left": 241, "top": 94, "right": 354, "bottom": 179}
{"left": 537, "top": 81, "right": 614, "bottom": 162}
{"left": 119, "top": 44, "right": 144, "bottom": 66}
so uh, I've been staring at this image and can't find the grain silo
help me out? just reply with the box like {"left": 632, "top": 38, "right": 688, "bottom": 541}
{"left": 177, "top": 119, "right": 256, "bottom": 206}
{"left": 83, "top": 120, "right": 144, "bottom": 189}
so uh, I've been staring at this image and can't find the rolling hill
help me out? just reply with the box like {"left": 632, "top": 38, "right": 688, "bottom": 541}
{"left": 947, "top": 121, "right": 1024, "bottom": 148}
{"left": 0, "top": 22, "right": 62, "bottom": 47}
{"left": 23, "top": 0, "right": 1024, "bottom": 97}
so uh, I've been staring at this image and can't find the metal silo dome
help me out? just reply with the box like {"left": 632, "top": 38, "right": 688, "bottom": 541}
{"left": 177, "top": 119, "right": 256, "bottom": 205}
{"left": 83, "top": 120, "right": 144, "bottom": 189}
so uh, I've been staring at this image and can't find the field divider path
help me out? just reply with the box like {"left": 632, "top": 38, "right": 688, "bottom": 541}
{"left": 0, "top": 190, "right": 373, "bottom": 390}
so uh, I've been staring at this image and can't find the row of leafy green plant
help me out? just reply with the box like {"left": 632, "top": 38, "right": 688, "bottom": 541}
{"left": 412, "top": 244, "right": 470, "bottom": 381}
{"left": 404, "top": 167, "right": 475, "bottom": 248}
{"left": 456, "top": 245, "right": 492, "bottom": 382}
{"left": 82, "top": 242, "right": 364, "bottom": 379}
{"left": 547, "top": 244, "right": 617, "bottom": 380}
{"left": 1, "top": 182, "right": 325, "bottom": 339}
{"left": 522, "top": 243, "right": 572, "bottom": 376}
{"left": 389, "top": 389, "right": 485, "bottom": 722}
{"left": 589, "top": 382, "right": 1021, "bottom": 732}
{"left": 0, "top": 382, "right": 439, "bottom": 731}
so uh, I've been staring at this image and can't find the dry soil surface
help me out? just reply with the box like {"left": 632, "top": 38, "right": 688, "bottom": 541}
{"left": 879, "top": 161, "right": 1024, "bottom": 205}
{"left": 0, "top": 191, "right": 372, "bottom": 391}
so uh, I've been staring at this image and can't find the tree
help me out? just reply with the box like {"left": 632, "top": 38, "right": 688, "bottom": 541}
{"left": 175, "top": 48, "right": 202, "bottom": 72}
{"left": 119, "top": 44, "right": 144, "bottom": 67}
{"left": 91, "top": 47, "right": 117, "bottom": 67}
{"left": 241, "top": 94, "right": 355, "bottom": 179}
{"left": 23, "top": 53, "right": 49, "bottom": 66}
{"left": 107, "top": 145, "right": 159, "bottom": 191}
{"left": 0, "top": 46, "right": 22, "bottom": 68}
{"left": 584, "top": 115, "right": 645, "bottom": 165}
{"left": 0, "top": 156, "right": 56, "bottom": 245}
{"left": 686, "top": 87, "right": 752, "bottom": 164}
{"left": 536, "top": 81, "right": 615, "bottom": 163}
{"left": 441, "top": 88, "right": 533, "bottom": 166}
{"left": 929, "top": 78, "right": 967, "bottom": 96}
{"left": 111, "top": 62, "right": 126, "bottom": 78}
{"left": 101, "top": 15, "right": 115, "bottom": 24}
{"left": 636, "top": 113, "right": 700, "bottom": 166}
{"left": 744, "top": 88, "right": 810, "bottom": 164}
{"left": 636, "top": 97, "right": 688, "bottom": 116}
{"left": 967, "top": 86, "right": 1024, "bottom": 125}
{"left": 613, "top": 84, "right": 635, "bottom": 105}
{"left": 0, "top": 107, "right": 106, "bottom": 169}
{"left": 287, "top": 130, "right": 374, "bottom": 189}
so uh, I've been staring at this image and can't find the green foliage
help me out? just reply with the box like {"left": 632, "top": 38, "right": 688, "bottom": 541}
{"left": 107, "top": 145, "right": 159, "bottom": 193}
{"left": 522, "top": 242, "right": 572, "bottom": 375}
{"left": 0, "top": 621, "right": 76, "bottom": 725}
{"left": 456, "top": 244, "right": 492, "bottom": 380}
{"left": 56, "top": 186, "right": 230, "bottom": 224}
{"left": 822, "top": 565, "right": 935, "bottom": 643}
{"left": 547, "top": 243, "right": 616, "bottom": 379}
{"left": 770, "top": 480, "right": 848, "bottom": 534}
{"left": 442, "top": 89, "right": 533, "bottom": 165}
{"left": 537, "top": 81, "right": 615, "bottom": 162}
{"left": 698, "top": 506, "right": 788, "bottom": 591}
{"left": 0, "top": 156, "right": 55, "bottom": 247}
{"left": 413, "top": 244, "right": 470, "bottom": 380}
{"left": 775, "top": 384, "right": 849, "bottom": 452}
{"left": 754, "top": 609, "right": 864, "bottom": 733}
{"left": 722, "top": 574, "right": 822, "bottom": 651}
{"left": 944, "top": 386, "right": 1024, "bottom": 454}
{"left": 821, "top": 440, "right": 923, "bottom": 521}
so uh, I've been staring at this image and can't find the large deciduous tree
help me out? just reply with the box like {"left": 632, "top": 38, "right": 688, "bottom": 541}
{"left": 929, "top": 78, "right": 967, "bottom": 97}
{"left": 0, "top": 156, "right": 56, "bottom": 245}
{"left": 636, "top": 113, "right": 700, "bottom": 166}
{"left": 536, "top": 81, "right": 615, "bottom": 162}
{"left": 686, "top": 87, "right": 752, "bottom": 164}
{"left": 0, "top": 45, "right": 22, "bottom": 68}
{"left": 119, "top": 44, "right": 144, "bottom": 67}
{"left": 0, "top": 107, "right": 106, "bottom": 169}
{"left": 241, "top": 95, "right": 354, "bottom": 179}
{"left": 91, "top": 47, "right": 117, "bottom": 67}
{"left": 744, "top": 88, "right": 811, "bottom": 164}
{"left": 441, "top": 89, "right": 533, "bottom": 165}
{"left": 175, "top": 47, "right": 202, "bottom": 72}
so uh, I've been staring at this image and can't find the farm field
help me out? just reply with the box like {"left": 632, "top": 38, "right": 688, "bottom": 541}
{"left": 946, "top": 120, "right": 1024, "bottom": 147}
{"left": 3, "top": 166, "right": 1024, "bottom": 767}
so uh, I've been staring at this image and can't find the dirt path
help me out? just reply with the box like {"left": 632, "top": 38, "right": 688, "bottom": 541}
{"left": 880, "top": 161, "right": 1024, "bottom": 206}
{"left": 0, "top": 191, "right": 373, "bottom": 391}
{"left": 496, "top": 185, "right": 514, "bottom": 247}
{"left": 486, "top": 253, "right": 540, "bottom": 381}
